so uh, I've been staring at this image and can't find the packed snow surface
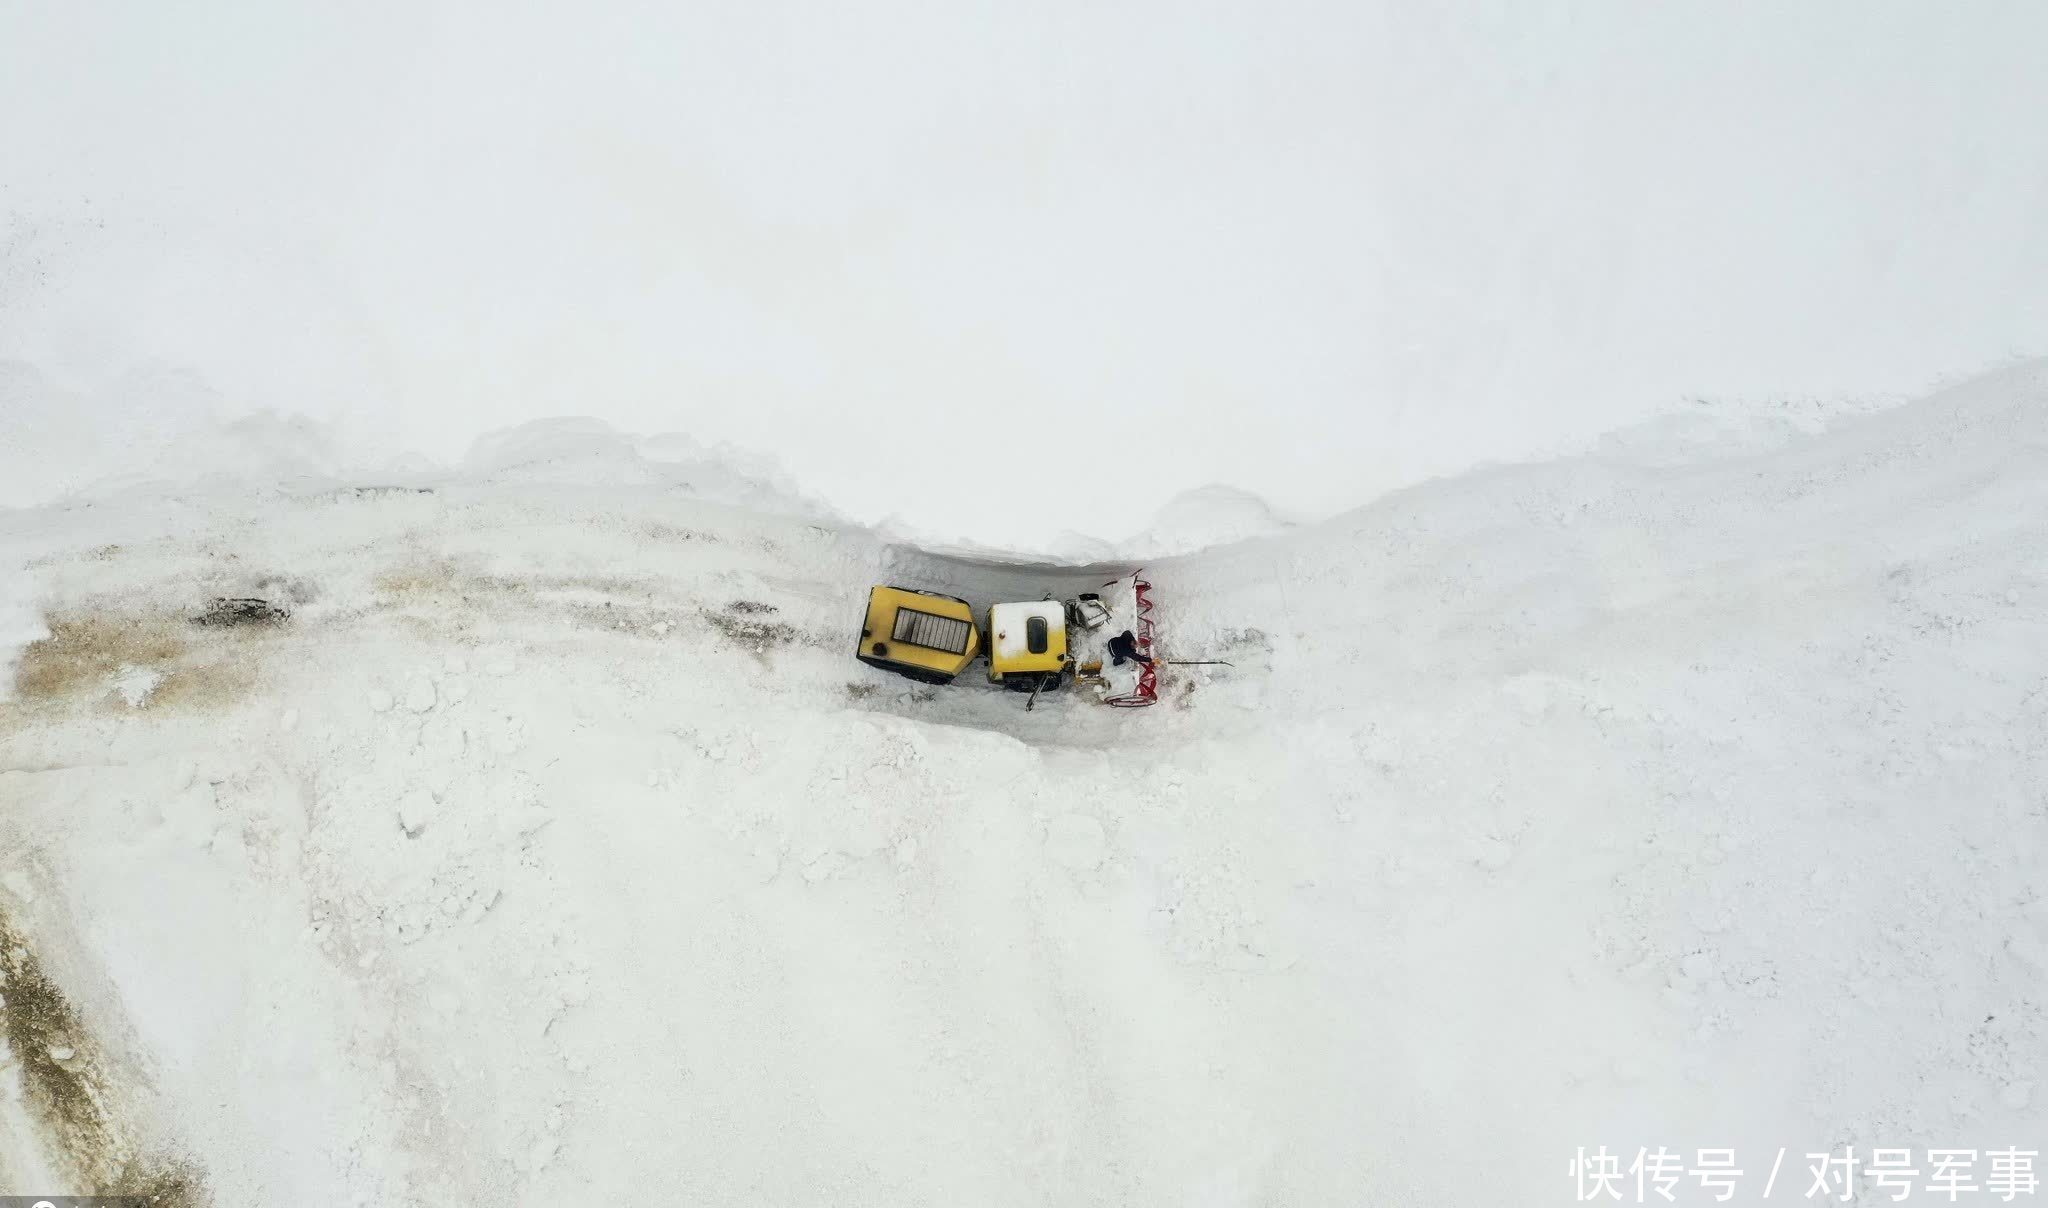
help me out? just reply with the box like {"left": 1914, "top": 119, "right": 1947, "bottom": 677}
{"left": 1, "top": 364, "right": 2046, "bottom": 1202}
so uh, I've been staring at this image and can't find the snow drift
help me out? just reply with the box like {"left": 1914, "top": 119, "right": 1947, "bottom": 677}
{"left": 0, "top": 363, "right": 2045, "bottom": 1203}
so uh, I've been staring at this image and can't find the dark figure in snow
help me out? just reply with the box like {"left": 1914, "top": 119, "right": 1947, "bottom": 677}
{"left": 1106, "top": 629, "right": 1153, "bottom": 668}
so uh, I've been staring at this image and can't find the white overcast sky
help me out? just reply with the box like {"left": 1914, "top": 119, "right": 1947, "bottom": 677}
{"left": 3, "top": 1, "right": 2044, "bottom": 546}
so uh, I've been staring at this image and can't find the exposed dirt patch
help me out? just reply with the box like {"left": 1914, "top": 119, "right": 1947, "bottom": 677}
{"left": 844, "top": 681, "right": 880, "bottom": 701}
{"left": 1216, "top": 626, "right": 1275, "bottom": 654}
{"left": 702, "top": 605, "right": 800, "bottom": 654}
{"left": 644, "top": 522, "right": 708, "bottom": 543}
{"left": 375, "top": 560, "right": 661, "bottom": 605}
{"left": 11, "top": 616, "right": 183, "bottom": 703}
{"left": 0, "top": 914, "right": 207, "bottom": 1202}
{"left": 369, "top": 561, "right": 833, "bottom": 657}
{"left": 562, "top": 601, "right": 693, "bottom": 637}
{"left": 371, "top": 560, "right": 462, "bottom": 600}
{"left": 192, "top": 597, "right": 290, "bottom": 628}
{"left": 7, "top": 613, "right": 259, "bottom": 716}
{"left": 128, "top": 1161, "right": 207, "bottom": 1206}
{"left": 0, "top": 916, "right": 115, "bottom": 1182}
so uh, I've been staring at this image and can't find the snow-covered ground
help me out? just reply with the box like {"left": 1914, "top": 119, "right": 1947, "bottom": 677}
{"left": 1, "top": 363, "right": 2046, "bottom": 1203}
{"left": 9, "top": 3, "right": 2048, "bottom": 549}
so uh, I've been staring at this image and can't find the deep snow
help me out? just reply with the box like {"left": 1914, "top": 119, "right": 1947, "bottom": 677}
{"left": 0, "top": 363, "right": 2046, "bottom": 1202}
{"left": 7, "top": 2, "right": 2047, "bottom": 547}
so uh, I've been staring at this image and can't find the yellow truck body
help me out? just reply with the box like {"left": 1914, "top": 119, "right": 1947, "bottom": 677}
{"left": 856, "top": 586, "right": 981, "bottom": 683}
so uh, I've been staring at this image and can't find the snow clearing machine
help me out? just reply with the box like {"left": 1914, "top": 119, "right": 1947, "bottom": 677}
{"left": 855, "top": 574, "right": 1165, "bottom": 708}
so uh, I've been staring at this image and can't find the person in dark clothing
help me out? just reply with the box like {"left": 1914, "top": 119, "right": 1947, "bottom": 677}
{"left": 1105, "top": 629, "right": 1153, "bottom": 668}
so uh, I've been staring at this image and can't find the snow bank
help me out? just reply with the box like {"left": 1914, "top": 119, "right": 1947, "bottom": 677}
{"left": 1, "top": 362, "right": 2046, "bottom": 1202}
{"left": 463, "top": 417, "right": 829, "bottom": 519}
{"left": 0, "top": 363, "right": 833, "bottom": 535}
{"left": 0, "top": 361, "right": 221, "bottom": 507}
{"left": 0, "top": 361, "right": 353, "bottom": 507}
{"left": 1122, "top": 483, "right": 1294, "bottom": 556}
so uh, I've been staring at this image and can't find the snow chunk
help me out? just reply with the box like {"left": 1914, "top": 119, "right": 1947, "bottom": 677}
{"left": 398, "top": 790, "right": 437, "bottom": 837}
{"left": 368, "top": 688, "right": 395, "bottom": 713}
{"left": 404, "top": 677, "right": 438, "bottom": 713}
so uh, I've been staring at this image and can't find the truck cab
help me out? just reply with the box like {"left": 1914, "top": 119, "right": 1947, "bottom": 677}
{"left": 986, "top": 600, "right": 1069, "bottom": 691}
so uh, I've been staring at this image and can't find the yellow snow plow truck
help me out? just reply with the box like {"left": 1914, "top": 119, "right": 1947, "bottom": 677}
{"left": 856, "top": 586, "right": 981, "bottom": 684}
{"left": 854, "top": 574, "right": 1170, "bottom": 707}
